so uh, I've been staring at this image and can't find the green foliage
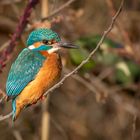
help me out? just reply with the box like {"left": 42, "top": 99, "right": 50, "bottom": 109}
{"left": 97, "top": 52, "right": 120, "bottom": 65}
{"left": 70, "top": 34, "right": 121, "bottom": 71}
{"left": 70, "top": 34, "right": 140, "bottom": 85}
{"left": 76, "top": 35, "right": 122, "bottom": 50}
{"left": 69, "top": 47, "right": 95, "bottom": 71}
{"left": 115, "top": 61, "right": 140, "bottom": 85}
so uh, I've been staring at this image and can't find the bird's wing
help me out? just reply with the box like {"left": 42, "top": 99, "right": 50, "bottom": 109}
{"left": 6, "top": 48, "right": 45, "bottom": 99}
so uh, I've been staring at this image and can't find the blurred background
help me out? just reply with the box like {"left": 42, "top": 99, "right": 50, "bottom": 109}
{"left": 0, "top": 0, "right": 140, "bottom": 140}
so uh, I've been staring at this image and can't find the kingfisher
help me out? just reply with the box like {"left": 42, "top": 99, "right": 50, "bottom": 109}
{"left": 6, "top": 28, "right": 78, "bottom": 121}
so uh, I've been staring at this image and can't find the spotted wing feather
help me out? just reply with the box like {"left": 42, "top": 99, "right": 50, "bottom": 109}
{"left": 6, "top": 48, "right": 45, "bottom": 99}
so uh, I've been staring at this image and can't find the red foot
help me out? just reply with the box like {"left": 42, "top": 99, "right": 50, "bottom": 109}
{"left": 41, "top": 96, "right": 45, "bottom": 101}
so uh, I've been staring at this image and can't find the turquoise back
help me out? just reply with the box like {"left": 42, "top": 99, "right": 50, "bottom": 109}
{"left": 27, "top": 28, "right": 61, "bottom": 46}
{"left": 6, "top": 48, "right": 45, "bottom": 98}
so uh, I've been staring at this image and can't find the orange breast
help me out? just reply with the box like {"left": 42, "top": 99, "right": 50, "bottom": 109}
{"left": 15, "top": 53, "right": 62, "bottom": 118}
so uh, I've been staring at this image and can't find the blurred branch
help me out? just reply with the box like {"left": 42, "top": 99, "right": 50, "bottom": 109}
{"left": 0, "top": 112, "right": 12, "bottom": 121}
{"left": 75, "top": 72, "right": 140, "bottom": 116}
{"left": 106, "top": 0, "right": 140, "bottom": 65}
{"left": 43, "top": 0, "right": 124, "bottom": 97}
{"left": 106, "top": 0, "right": 140, "bottom": 63}
{"left": 0, "top": 0, "right": 21, "bottom": 5}
{"left": 0, "top": 0, "right": 39, "bottom": 72}
{"left": 0, "top": 0, "right": 39, "bottom": 120}
{"left": 41, "top": 1, "right": 50, "bottom": 140}
{"left": 12, "top": 130, "right": 23, "bottom": 140}
{"left": 0, "top": 41, "right": 10, "bottom": 52}
{"left": 0, "top": 89, "right": 6, "bottom": 103}
{"left": 106, "top": 0, "right": 132, "bottom": 46}
{"left": 0, "top": 0, "right": 74, "bottom": 71}
{"left": 51, "top": 117, "right": 68, "bottom": 140}
{"left": 41, "top": 0, "right": 77, "bottom": 21}
{"left": 85, "top": 73, "right": 140, "bottom": 115}
{"left": 6, "top": 119, "right": 23, "bottom": 140}
{"left": 132, "top": 115, "right": 137, "bottom": 140}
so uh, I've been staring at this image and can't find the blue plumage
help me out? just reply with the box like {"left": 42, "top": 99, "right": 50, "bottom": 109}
{"left": 27, "top": 28, "right": 61, "bottom": 46}
{"left": 32, "top": 45, "right": 52, "bottom": 51}
{"left": 6, "top": 48, "right": 45, "bottom": 99}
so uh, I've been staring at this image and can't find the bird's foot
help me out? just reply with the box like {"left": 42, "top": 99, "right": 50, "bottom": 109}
{"left": 40, "top": 95, "right": 45, "bottom": 101}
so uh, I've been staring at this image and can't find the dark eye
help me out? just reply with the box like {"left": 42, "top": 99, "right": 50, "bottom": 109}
{"left": 42, "top": 40, "right": 49, "bottom": 45}
{"left": 42, "top": 39, "right": 56, "bottom": 45}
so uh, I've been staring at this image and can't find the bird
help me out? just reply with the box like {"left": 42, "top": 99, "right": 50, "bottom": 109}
{"left": 6, "top": 28, "right": 78, "bottom": 121}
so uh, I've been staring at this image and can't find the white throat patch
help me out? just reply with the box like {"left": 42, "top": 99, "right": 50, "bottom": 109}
{"left": 48, "top": 48, "right": 60, "bottom": 54}
{"left": 28, "top": 45, "right": 35, "bottom": 50}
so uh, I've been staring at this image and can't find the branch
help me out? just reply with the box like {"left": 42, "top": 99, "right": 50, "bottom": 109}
{"left": 0, "top": 89, "right": 6, "bottom": 104}
{"left": 131, "top": 115, "right": 137, "bottom": 140}
{"left": 43, "top": 0, "right": 124, "bottom": 97}
{"left": 0, "top": 0, "right": 39, "bottom": 72}
{"left": 0, "top": 112, "right": 13, "bottom": 121}
{"left": 41, "top": 0, "right": 77, "bottom": 21}
{"left": 71, "top": 72, "right": 140, "bottom": 116}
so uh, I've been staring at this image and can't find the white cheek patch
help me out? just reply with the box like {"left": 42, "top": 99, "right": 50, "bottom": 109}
{"left": 48, "top": 48, "right": 60, "bottom": 54}
{"left": 28, "top": 45, "right": 35, "bottom": 50}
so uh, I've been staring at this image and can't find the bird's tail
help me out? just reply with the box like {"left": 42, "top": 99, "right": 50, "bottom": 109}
{"left": 12, "top": 99, "right": 16, "bottom": 121}
{"left": 12, "top": 99, "right": 22, "bottom": 121}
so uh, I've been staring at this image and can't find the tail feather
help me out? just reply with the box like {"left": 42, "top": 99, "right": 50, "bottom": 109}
{"left": 12, "top": 99, "right": 16, "bottom": 121}
{"left": 12, "top": 98, "right": 24, "bottom": 121}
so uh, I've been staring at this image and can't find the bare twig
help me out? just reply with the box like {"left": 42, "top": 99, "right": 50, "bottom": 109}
{"left": 51, "top": 117, "right": 68, "bottom": 140}
{"left": 12, "top": 130, "right": 23, "bottom": 140}
{"left": 6, "top": 119, "right": 23, "bottom": 140}
{"left": 41, "top": 0, "right": 77, "bottom": 21}
{"left": 132, "top": 115, "right": 137, "bottom": 140}
{"left": 0, "top": 112, "right": 12, "bottom": 121}
{"left": 0, "top": 0, "right": 39, "bottom": 72}
{"left": 0, "top": 0, "right": 21, "bottom": 5}
{"left": 106, "top": 0, "right": 132, "bottom": 47}
{"left": 72, "top": 72, "right": 140, "bottom": 116}
{"left": 43, "top": 0, "right": 124, "bottom": 97}
{"left": 85, "top": 73, "right": 140, "bottom": 116}
{"left": 0, "top": 0, "right": 75, "bottom": 52}
{"left": 0, "top": 96, "right": 6, "bottom": 104}
{"left": 0, "top": 41, "right": 10, "bottom": 52}
{"left": 0, "top": 89, "right": 6, "bottom": 103}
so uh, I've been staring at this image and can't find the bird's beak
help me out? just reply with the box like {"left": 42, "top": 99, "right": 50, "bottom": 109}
{"left": 58, "top": 42, "right": 78, "bottom": 49}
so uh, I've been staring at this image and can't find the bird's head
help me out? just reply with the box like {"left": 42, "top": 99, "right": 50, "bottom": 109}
{"left": 27, "top": 28, "right": 78, "bottom": 54}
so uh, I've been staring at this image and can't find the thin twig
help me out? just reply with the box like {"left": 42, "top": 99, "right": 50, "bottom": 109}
{"left": 0, "top": 41, "right": 10, "bottom": 52}
{"left": 41, "top": 0, "right": 77, "bottom": 21}
{"left": 12, "top": 130, "right": 23, "bottom": 140}
{"left": 0, "top": 0, "right": 75, "bottom": 52}
{"left": 0, "top": 0, "right": 39, "bottom": 71}
{"left": 106, "top": 0, "right": 132, "bottom": 47}
{"left": 51, "top": 117, "right": 68, "bottom": 140}
{"left": 0, "top": 112, "right": 13, "bottom": 121}
{"left": 72, "top": 72, "right": 140, "bottom": 116}
{"left": 0, "top": 89, "right": 6, "bottom": 104}
{"left": 6, "top": 119, "right": 23, "bottom": 140}
{"left": 43, "top": 0, "right": 124, "bottom": 97}
{"left": 0, "top": 96, "right": 6, "bottom": 104}
{"left": 85, "top": 73, "right": 140, "bottom": 116}
{"left": 131, "top": 114, "right": 137, "bottom": 140}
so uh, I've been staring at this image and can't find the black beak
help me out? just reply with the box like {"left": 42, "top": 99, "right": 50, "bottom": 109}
{"left": 59, "top": 42, "right": 78, "bottom": 49}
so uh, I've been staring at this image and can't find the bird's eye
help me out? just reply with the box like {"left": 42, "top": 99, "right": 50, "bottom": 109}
{"left": 48, "top": 41, "right": 52, "bottom": 45}
{"left": 42, "top": 40, "right": 49, "bottom": 45}
{"left": 42, "top": 39, "right": 56, "bottom": 45}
